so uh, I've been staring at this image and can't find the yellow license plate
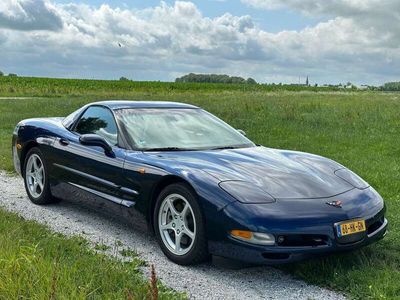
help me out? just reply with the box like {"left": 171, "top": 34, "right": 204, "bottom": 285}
{"left": 336, "top": 220, "right": 366, "bottom": 237}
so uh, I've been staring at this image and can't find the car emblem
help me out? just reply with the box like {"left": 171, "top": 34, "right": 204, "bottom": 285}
{"left": 326, "top": 200, "right": 342, "bottom": 208}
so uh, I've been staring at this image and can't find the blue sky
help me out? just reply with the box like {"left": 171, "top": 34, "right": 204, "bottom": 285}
{"left": 0, "top": 0, "right": 399, "bottom": 85}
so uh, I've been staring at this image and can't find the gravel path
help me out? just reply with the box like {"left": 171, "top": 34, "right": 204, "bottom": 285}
{"left": 0, "top": 97, "right": 44, "bottom": 100}
{"left": 0, "top": 172, "right": 345, "bottom": 300}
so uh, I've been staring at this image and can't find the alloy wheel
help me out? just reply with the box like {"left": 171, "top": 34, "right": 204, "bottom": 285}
{"left": 25, "top": 154, "right": 45, "bottom": 198}
{"left": 158, "top": 193, "right": 196, "bottom": 256}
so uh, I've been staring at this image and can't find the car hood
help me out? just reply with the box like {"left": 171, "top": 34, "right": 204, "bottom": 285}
{"left": 143, "top": 146, "right": 355, "bottom": 199}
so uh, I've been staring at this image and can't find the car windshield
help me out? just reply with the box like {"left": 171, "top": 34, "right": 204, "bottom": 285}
{"left": 115, "top": 108, "right": 255, "bottom": 151}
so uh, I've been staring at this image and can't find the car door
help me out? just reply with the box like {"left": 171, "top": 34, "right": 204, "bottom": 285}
{"left": 49, "top": 105, "right": 129, "bottom": 206}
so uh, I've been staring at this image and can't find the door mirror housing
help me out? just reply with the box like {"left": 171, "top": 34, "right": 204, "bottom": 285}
{"left": 79, "top": 134, "right": 115, "bottom": 157}
{"left": 237, "top": 129, "right": 247, "bottom": 136}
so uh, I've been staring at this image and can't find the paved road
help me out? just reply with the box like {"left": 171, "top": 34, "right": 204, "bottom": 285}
{"left": 0, "top": 173, "right": 345, "bottom": 300}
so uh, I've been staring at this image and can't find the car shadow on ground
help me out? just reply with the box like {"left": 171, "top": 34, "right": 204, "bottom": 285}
{"left": 55, "top": 195, "right": 257, "bottom": 269}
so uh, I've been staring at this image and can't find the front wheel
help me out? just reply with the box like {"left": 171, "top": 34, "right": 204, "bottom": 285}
{"left": 23, "top": 147, "right": 57, "bottom": 205}
{"left": 154, "top": 183, "right": 209, "bottom": 265}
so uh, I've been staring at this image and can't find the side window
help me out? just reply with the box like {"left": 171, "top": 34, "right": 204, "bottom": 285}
{"left": 75, "top": 106, "right": 118, "bottom": 146}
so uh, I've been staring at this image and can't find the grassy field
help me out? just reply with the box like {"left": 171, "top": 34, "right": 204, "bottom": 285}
{"left": 0, "top": 208, "right": 183, "bottom": 299}
{"left": 0, "top": 77, "right": 399, "bottom": 299}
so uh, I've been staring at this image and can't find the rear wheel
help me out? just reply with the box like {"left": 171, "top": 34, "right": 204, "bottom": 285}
{"left": 154, "top": 183, "right": 209, "bottom": 265}
{"left": 23, "top": 147, "right": 57, "bottom": 205}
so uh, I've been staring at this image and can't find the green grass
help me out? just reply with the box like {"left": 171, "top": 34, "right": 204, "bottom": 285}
{"left": 94, "top": 243, "right": 111, "bottom": 252}
{"left": 0, "top": 77, "right": 400, "bottom": 299}
{"left": 120, "top": 249, "right": 138, "bottom": 258}
{"left": 0, "top": 208, "right": 184, "bottom": 299}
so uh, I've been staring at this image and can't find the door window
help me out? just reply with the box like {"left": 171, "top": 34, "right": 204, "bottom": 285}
{"left": 75, "top": 106, "right": 118, "bottom": 145}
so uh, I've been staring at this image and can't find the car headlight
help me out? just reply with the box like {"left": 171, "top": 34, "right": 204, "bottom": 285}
{"left": 230, "top": 230, "right": 275, "bottom": 245}
{"left": 219, "top": 180, "right": 275, "bottom": 203}
{"left": 334, "top": 168, "right": 369, "bottom": 189}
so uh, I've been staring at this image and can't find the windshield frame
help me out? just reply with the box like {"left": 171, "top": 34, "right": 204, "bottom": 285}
{"left": 114, "top": 107, "right": 256, "bottom": 151}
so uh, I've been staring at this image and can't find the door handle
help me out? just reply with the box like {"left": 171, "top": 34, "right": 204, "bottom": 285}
{"left": 59, "top": 138, "right": 70, "bottom": 146}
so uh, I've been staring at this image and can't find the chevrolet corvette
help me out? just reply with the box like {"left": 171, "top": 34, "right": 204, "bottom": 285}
{"left": 12, "top": 101, "right": 388, "bottom": 265}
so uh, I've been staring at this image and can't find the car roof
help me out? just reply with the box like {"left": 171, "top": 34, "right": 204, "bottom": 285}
{"left": 92, "top": 100, "right": 199, "bottom": 110}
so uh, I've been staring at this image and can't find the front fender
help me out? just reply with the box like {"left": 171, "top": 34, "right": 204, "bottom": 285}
{"left": 150, "top": 167, "right": 240, "bottom": 241}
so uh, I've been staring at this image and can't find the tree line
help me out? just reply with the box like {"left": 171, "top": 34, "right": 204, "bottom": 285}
{"left": 0, "top": 70, "right": 17, "bottom": 77}
{"left": 381, "top": 82, "right": 400, "bottom": 91}
{"left": 175, "top": 73, "right": 257, "bottom": 84}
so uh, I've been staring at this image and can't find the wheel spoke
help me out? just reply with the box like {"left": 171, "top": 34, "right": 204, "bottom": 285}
{"left": 167, "top": 198, "right": 179, "bottom": 216}
{"left": 181, "top": 202, "right": 189, "bottom": 218}
{"left": 182, "top": 227, "right": 195, "bottom": 240}
{"left": 37, "top": 180, "right": 44, "bottom": 191}
{"left": 33, "top": 157, "right": 39, "bottom": 170}
{"left": 38, "top": 166, "right": 44, "bottom": 176}
{"left": 174, "top": 233, "right": 182, "bottom": 251}
{"left": 160, "top": 222, "right": 174, "bottom": 231}
{"left": 33, "top": 181, "right": 38, "bottom": 192}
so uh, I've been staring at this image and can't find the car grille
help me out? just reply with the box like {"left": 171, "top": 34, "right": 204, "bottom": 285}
{"left": 276, "top": 234, "right": 329, "bottom": 247}
{"left": 262, "top": 252, "right": 291, "bottom": 260}
{"left": 367, "top": 215, "right": 385, "bottom": 235}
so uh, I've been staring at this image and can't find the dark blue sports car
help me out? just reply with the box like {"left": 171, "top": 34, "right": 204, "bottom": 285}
{"left": 12, "top": 101, "right": 387, "bottom": 265}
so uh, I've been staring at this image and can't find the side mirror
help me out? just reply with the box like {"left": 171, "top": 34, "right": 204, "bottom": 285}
{"left": 79, "top": 134, "right": 114, "bottom": 157}
{"left": 237, "top": 129, "right": 247, "bottom": 136}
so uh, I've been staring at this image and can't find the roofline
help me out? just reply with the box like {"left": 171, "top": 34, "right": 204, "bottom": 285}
{"left": 111, "top": 106, "right": 199, "bottom": 110}
{"left": 91, "top": 100, "right": 199, "bottom": 110}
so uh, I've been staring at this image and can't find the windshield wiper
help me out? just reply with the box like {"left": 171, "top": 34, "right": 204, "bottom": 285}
{"left": 210, "top": 146, "right": 237, "bottom": 150}
{"left": 142, "top": 147, "right": 196, "bottom": 152}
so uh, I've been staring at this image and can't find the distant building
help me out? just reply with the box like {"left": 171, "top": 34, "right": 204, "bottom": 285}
{"left": 292, "top": 76, "right": 310, "bottom": 86}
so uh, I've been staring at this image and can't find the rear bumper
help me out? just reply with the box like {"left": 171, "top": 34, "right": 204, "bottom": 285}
{"left": 209, "top": 217, "right": 387, "bottom": 264}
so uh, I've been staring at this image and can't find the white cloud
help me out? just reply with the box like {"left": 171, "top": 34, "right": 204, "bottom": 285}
{"left": 0, "top": 0, "right": 399, "bottom": 84}
{"left": 0, "top": 0, "right": 62, "bottom": 30}
{"left": 242, "top": 0, "right": 400, "bottom": 37}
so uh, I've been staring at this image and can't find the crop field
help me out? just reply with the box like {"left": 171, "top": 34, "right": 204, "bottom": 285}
{"left": 0, "top": 77, "right": 399, "bottom": 299}
{"left": 0, "top": 76, "right": 341, "bottom": 97}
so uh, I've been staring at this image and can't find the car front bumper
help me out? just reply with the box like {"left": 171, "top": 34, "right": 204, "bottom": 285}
{"left": 207, "top": 187, "right": 387, "bottom": 264}
{"left": 209, "top": 215, "right": 387, "bottom": 264}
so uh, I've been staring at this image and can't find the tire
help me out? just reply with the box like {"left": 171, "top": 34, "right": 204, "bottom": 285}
{"left": 154, "top": 183, "right": 209, "bottom": 265}
{"left": 23, "top": 147, "right": 57, "bottom": 205}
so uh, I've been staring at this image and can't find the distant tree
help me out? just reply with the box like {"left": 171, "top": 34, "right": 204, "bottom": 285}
{"left": 246, "top": 78, "right": 257, "bottom": 84}
{"left": 8, "top": 73, "right": 17, "bottom": 77}
{"left": 119, "top": 76, "right": 129, "bottom": 81}
{"left": 381, "top": 82, "right": 400, "bottom": 91}
{"left": 0, "top": 70, "right": 3, "bottom": 76}
{"left": 175, "top": 73, "right": 257, "bottom": 84}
